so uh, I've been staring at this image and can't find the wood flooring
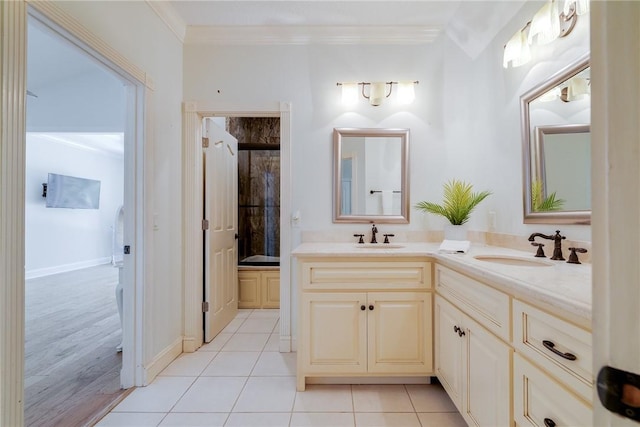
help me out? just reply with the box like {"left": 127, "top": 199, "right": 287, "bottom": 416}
{"left": 25, "top": 264, "right": 128, "bottom": 427}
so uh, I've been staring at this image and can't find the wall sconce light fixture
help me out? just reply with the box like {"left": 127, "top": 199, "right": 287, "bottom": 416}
{"left": 503, "top": 0, "right": 588, "bottom": 69}
{"left": 337, "top": 81, "right": 419, "bottom": 106}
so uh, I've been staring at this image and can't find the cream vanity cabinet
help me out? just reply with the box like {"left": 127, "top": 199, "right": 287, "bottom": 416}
{"left": 512, "top": 299, "right": 593, "bottom": 426}
{"left": 435, "top": 266, "right": 512, "bottom": 427}
{"left": 296, "top": 257, "right": 433, "bottom": 391}
{"left": 238, "top": 269, "right": 280, "bottom": 309}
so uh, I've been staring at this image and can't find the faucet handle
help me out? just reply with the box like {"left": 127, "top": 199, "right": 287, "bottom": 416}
{"left": 353, "top": 234, "right": 365, "bottom": 244}
{"left": 567, "top": 247, "right": 587, "bottom": 264}
{"left": 383, "top": 234, "right": 395, "bottom": 244}
{"left": 531, "top": 242, "right": 546, "bottom": 258}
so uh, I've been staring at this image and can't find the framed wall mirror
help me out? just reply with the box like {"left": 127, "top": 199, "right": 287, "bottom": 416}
{"left": 333, "top": 128, "right": 410, "bottom": 223}
{"left": 521, "top": 54, "right": 591, "bottom": 224}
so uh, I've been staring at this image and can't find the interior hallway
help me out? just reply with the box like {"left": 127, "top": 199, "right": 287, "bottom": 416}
{"left": 25, "top": 264, "right": 125, "bottom": 427}
{"left": 97, "top": 309, "right": 465, "bottom": 427}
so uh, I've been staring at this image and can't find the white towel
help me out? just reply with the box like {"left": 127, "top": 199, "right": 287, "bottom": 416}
{"left": 381, "top": 190, "right": 393, "bottom": 215}
{"left": 438, "top": 239, "right": 471, "bottom": 254}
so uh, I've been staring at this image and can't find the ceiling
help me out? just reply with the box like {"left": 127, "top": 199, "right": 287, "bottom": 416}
{"left": 166, "top": 0, "right": 526, "bottom": 56}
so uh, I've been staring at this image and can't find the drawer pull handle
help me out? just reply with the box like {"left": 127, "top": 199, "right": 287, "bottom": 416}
{"left": 543, "top": 340, "right": 577, "bottom": 361}
{"left": 453, "top": 326, "right": 465, "bottom": 337}
{"left": 543, "top": 418, "right": 556, "bottom": 427}
{"left": 360, "top": 305, "right": 366, "bottom": 311}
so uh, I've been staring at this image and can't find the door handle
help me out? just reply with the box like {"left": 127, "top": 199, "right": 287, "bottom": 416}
{"left": 234, "top": 233, "right": 239, "bottom": 240}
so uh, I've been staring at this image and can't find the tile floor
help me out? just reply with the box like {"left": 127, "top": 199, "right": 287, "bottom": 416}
{"left": 97, "top": 309, "right": 466, "bottom": 427}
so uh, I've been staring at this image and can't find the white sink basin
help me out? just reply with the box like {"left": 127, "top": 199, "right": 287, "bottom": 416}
{"left": 355, "top": 243, "right": 405, "bottom": 249}
{"left": 473, "top": 255, "right": 553, "bottom": 267}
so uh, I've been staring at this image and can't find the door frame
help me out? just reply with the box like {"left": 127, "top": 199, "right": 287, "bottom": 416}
{"left": 1, "top": 4, "right": 150, "bottom": 423}
{"left": 182, "top": 101, "right": 292, "bottom": 352}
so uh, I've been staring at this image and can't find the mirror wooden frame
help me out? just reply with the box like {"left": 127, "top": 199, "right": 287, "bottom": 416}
{"left": 333, "top": 128, "right": 410, "bottom": 224}
{"left": 521, "top": 54, "right": 591, "bottom": 225}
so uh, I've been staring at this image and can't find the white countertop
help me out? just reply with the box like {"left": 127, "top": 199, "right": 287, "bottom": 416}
{"left": 292, "top": 242, "right": 592, "bottom": 326}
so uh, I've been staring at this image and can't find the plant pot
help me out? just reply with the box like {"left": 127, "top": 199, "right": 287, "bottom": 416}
{"left": 444, "top": 223, "right": 468, "bottom": 241}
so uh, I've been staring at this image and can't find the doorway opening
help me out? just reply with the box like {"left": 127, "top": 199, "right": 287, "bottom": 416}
{"left": 23, "top": 8, "right": 145, "bottom": 424}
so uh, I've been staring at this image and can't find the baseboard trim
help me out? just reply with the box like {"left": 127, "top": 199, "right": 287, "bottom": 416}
{"left": 280, "top": 335, "right": 292, "bottom": 352}
{"left": 25, "top": 257, "right": 111, "bottom": 279}
{"left": 144, "top": 337, "right": 183, "bottom": 384}
{"left": 182, "top": 336, "right": 200, "bottom": 353}
{"left": 307, "top": 376, "right": 433, "bottom": 385}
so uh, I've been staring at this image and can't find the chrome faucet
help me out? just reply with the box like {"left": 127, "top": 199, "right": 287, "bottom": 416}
{"left": 370, "top": 223, "right": 378, "bottom": 244}
{"left": 528, "top": 230, "right": 566, "bottom": 260}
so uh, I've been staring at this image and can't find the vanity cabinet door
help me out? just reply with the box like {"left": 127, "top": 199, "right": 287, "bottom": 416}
{"left": 299, "top": 292, "right": 367, "bottom": 374}
{"left": 464, "top": 316, "right": 511, "bottom": 427}
{"left": 435, "top": 295, "right": 464, "bottom": 412}
{"left": 367, "top": 292, "right": 432, "bottom": 374}
{"left": 261, "top": 271, "right": 280, "bottom": 308}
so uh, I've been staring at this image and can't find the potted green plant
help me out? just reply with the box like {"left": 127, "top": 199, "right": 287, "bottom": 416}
{"left": 415, "top": 179, "right": 491, "bottom": 240}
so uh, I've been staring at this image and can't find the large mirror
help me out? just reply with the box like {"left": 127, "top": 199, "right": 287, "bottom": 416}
{"left": 333, "top": 128, "right": 410, "bottom": 223}
{"left": 521, "top": 55, "right": 590, "bottom": 224}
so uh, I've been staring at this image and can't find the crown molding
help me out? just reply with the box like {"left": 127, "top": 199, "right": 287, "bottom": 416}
{"left": 145, "top": 0, "right": 186, "bottom": 43}
{"left": 184, "top": 25, "right": 442, "bottom": 45}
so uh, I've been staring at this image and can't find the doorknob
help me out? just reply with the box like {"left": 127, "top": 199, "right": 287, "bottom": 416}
{"left": 234, "top": 233, "right": 239, "bottom": 240}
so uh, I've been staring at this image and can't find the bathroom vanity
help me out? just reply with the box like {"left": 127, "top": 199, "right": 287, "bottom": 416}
{"left": 292, "top": 242, "right": 592, "bottom": 427}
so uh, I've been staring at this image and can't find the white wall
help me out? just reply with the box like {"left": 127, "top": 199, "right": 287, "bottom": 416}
{"left": 25, "top": 133, "right": 124, "bottom": 278}
{"left": 184, "top": 3, "right": 590, "bottom": 242}
{"left": 54, "top": 1, "right": 184, "bottom": 372}
{"left": 27, "top": 69, "right": 125, "bottom": 132}
{"left": 451, "top": 1, "right": 591, "bottom": 241}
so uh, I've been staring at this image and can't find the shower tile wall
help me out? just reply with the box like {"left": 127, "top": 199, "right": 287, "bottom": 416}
{"left": 228, "top": 118, "right": 280, "bottom": 262}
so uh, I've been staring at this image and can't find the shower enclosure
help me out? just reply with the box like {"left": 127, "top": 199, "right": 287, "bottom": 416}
{"left": 230, "top": 117, "right": 280, "bottom": 267}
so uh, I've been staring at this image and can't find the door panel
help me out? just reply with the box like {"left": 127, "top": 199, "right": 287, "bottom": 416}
{"left": 367, "top": 292, "right": 431, "bottom": 373}
{"left": 204, "top": 119, "right": 238, "bottom": 342}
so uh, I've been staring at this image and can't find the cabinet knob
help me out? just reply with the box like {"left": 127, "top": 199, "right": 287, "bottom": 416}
{"left": 543, "top": 418, "right": 556, "bottom": 427}
{"left": 369, "top": 305, "right": 374, "bottom": 311}
{"left": 360, "top": 305, "right": 366, "bottom": 311}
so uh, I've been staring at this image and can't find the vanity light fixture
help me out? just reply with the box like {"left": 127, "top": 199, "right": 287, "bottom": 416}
{"left": 336, "top": 81, "right": 419, "bottom": 106}
{"left": 503, "top": 0, "right": 586, "bottom": 69}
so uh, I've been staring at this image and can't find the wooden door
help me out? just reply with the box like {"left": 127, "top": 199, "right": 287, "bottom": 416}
{"left": 367, "top": 292, "right": 431, "bottom": 374}
{"left": 592, "top": 2, "right": 640, "bottom": 425}
{"left": 204, "top": 118, "right": 238, "bottom": 342}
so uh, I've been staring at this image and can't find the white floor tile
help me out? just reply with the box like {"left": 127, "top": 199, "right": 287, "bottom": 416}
{"left": 405, "top": 384, "right": 458, "bottom": 412}
{"left": 221, "top": 318, "right": 246, "bottom": 334}
{"left": 112, "top": 377, "right": 196, "bottom": 412}
{"left": 352, "top": 385, "right": 414, "bottom": 413}
{"left": 354, "top": 412, "right": 421, "bottom": 427}
{"left": 272, "top": 320, "right": 280, "bottom": 333}
{"left": 224, "top": 412, "right": 292, "bottom": 426}
{"left": 248, "top": 309, "right": 280, "bottom": 319}
{"left": 201, "top": 351, "right": 260, "bottom": 376}
{"left": 220, "top": 333, "right": 270, "bottom": 352}
{"left": 172, "top": 377, "right": 246, "bottom": 412}
{"left": 200, "top": 333, "right": 233, "bottom": 352}
{"left": 236, "top": 317, "right": 278, "bottom": 334}
{"left": 263, "top": 333, "right": 280, "bottom": 351}
{"left": 233, "top": 376, "right": 297, "bottom": 412}
{"left": 158, "top": 412, "right": 228, "bottom": 426}
{"left": 236, "top": 309, "right": 253, "bottom": 319}
{"left": 160, "top": 351, "right": 218, "bottom": 377}
{"left": 95, "top": 412, "right": 166, "bottom": 426}
{"left": 252, "top": 351, "right": 297, "bottom": 376}
{"left": 293, "top": 385, "right": 353, "bottom": 412}
{"left": 417, "top": 412, "right": 467, "bottom": 427}
{"left": 290, "top": 412, "right": 355, "bottom": 427}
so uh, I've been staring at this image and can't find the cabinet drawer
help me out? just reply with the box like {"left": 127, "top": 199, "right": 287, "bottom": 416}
{"left": 302, "top": 261, "right": 431, "bottom": 290}
{"left": 435, "top": 265, "right": 510, "bottom": 341}
{"left": 514, "top": 354, "right": 592, "bottom": 427}
{"left": 513, "top": 299, "right": 592, "bottom": 402}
